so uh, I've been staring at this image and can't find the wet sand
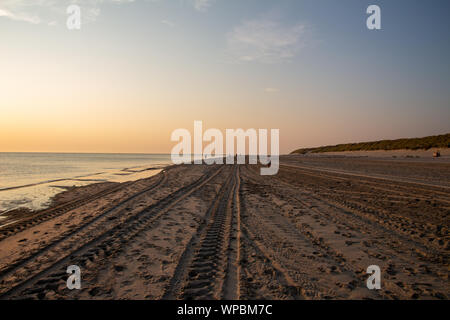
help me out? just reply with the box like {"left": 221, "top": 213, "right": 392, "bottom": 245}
{"left": 0, "top": 156, "right": 448, "bottom": 300}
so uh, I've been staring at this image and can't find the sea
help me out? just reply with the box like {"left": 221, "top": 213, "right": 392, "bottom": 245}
{"left": 0, "top": 153, "right": 172, "bottom": 214}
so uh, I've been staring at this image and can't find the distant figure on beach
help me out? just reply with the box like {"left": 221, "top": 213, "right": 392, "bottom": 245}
{"left": 433, "top": 150, "right": 441, "bottom": 158}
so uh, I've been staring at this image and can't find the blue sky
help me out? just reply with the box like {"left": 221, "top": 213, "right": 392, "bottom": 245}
{"left": 1, "top": 0, "right": 449, "bottom": 153}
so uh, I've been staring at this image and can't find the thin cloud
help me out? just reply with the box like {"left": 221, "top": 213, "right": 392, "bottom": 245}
{"left": 0, "top": 0, "right": 122, "bottom": 25}
{"left": 161, "top": 19, "right": 175, "bottom": 27}
{"left": 191, "top": 0, "right": 214, "bottom": 12}
{"left": 0, "top": 7, "right": 41, "bottom": 24}
{"left": 0, "top": 0, "right": 213, "bottom": 25}
{"left": 227, "top": 18, "right": 308, "bottom": 64}
{"left": 264, "top": 87, "right": 280, "bottom": 93}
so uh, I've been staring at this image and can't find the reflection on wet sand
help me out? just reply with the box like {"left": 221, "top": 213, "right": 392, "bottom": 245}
{"left": 0, "top": 165, "right": 167, "bottom": 215}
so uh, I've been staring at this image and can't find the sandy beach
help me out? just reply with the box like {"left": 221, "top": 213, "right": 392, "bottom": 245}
{"left": 0, "top": 155, "right": 448, "bottom": 300}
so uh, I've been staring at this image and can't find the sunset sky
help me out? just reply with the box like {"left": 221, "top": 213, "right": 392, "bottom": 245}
{"left": 1, "top": 0, "right": 449, "bottom": 154}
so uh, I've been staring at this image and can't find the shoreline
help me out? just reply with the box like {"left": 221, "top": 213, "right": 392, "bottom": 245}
{"left": 0, "top": 163, "right": 170, "bottom": 215}
{"left": 0, "top": 165, "right": 170, "bottom": 228}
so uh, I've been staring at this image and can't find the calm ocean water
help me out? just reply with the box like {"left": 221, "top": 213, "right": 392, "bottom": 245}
{"left": 0, "top": 153, "right": 172, "bottom": 214}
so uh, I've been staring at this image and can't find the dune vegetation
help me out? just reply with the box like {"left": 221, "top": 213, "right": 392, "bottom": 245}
{"left": 291, "top": 133, "right": 450, "bottom": 154}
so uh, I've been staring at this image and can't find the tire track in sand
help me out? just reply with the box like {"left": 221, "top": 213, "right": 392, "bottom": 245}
{"left": 0, "top": 171, "right": 168, "bottom": 283}
{"left": 0, "top": 166, "right": 223, "bottom": 299}
{"left": 163, "top": 165, "right": 241, "bottom": 300}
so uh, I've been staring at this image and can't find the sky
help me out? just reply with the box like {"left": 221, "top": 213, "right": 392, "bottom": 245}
{"left": 1, "top": 0, "right": 449, "bottom": 154}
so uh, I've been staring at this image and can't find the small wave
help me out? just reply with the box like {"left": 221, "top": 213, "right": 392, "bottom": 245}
{"left": 0, "top": 172, "right": 107, "bottom": 192}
